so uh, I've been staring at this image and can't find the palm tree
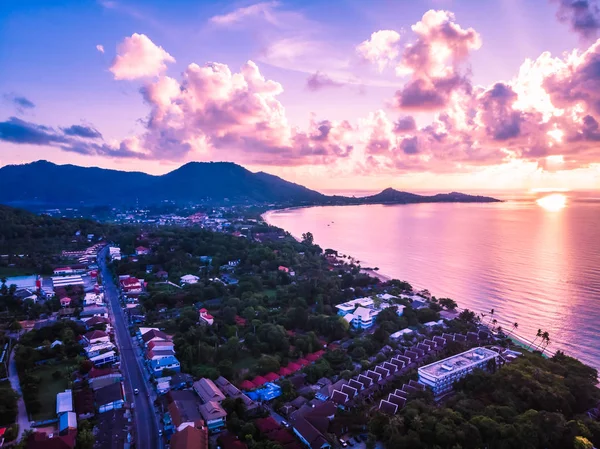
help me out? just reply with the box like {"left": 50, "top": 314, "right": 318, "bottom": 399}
{"left": 512, "top": 322, "right": 519, "bottom": 334}
{"left": 528, "top": 329, "right": 542, "bottom": 351}
{"left": 491, "top": 318, "right": 497, "bottom": 330}
{"left": 488, "top": 308, "right": 495, "bottom": 325}
{"left": 540, "top": 331, "right": 551, "bottom": 355}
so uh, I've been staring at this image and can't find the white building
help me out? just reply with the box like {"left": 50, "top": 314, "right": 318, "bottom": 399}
{"left": 84, "top": 292, "right": 104, "bottom": 306}
{"left": 418, "top": 347, "right": 498, "bottom": 397}
{"left": 336, "top": 297, "right": 404, "bottom": 330}
{"left": 180, "top": 274, "right": 200, "bottom": 285}
{"left": 390, "top": 328, "right": 414, "bottom": 340}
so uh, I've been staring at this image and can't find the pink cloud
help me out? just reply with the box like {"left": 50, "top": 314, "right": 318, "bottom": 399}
{"left": 356, "top": 30, "right": 403, "bottom": 71}
{"left": 109, "top": 33, "right": 175, "bottom": 80}
{"left": 393, "top": 10, "right": 481, "bottom": 111}
{"left": 306, "top": 72, "right": 344, "bottom": 91}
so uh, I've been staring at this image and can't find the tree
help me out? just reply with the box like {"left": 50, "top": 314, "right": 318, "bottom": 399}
{"left": 439, "top": 298, "right": 458, "bottom": 311}
{"left": 574, "top": 436, "right": 594, "bottom": 449}
{"left": 528, "top": 329, "right": 543, "bottom": 351}
{"left": 301, "top": 232, "right": 314, "bottom": 246}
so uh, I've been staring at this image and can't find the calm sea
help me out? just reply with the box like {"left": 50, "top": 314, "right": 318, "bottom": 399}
{"left": 265, "top": 191, "right": 600, "bottom": 371}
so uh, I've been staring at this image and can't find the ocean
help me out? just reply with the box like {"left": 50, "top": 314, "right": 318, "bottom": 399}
{"left": 264, "top": 191, "right": 600, "bottom": 371}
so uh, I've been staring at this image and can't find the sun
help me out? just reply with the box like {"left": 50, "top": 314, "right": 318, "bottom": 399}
{"left": 536, "top": 193, "right": 567, "bottom": 211}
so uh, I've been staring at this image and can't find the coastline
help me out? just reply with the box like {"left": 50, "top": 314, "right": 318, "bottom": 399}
{"left": 262, "top": 207, "right": 556, "bottom": 359}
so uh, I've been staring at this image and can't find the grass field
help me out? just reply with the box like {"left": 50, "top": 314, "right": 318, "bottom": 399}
{"left": 30, "top": 362, "right": 73, "bottom": 421}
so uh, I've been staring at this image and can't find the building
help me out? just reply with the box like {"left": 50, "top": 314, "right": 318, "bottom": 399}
{"left": 83, "top": 330, "right": 110, "bottom": 346}
{"left": 147, "top": 350, "right": 180, "bottom": 376}
{"left": 95, "top": 383, "right": 125, "bottom": 413}
{"left": 93, "top": 408, "right": 131, "bottom": 449}
{"left": 56, "top": 389, "right": 74, "bottom": 415}
{"left": 180, "top": 274, "right": 200, "bottom": 285}
{"left": 198, "top": 401, "right": 227, "bottom": 433}
{"left": 52, "top": 275, "right": 84, "bottom": 288}
{"left": 418, "top": 347, "right": 498, "bottom": 397}
{"left": 290, "top": 401, "right": 336, "bottom": 449}
{"left": 198, "top": 309, "right": 214, "bottom": 326}
{"left": 193, "top": 378, "right": 226, "bottom": 403}
{"left": 335, "top": 297, "right": 403, "bottom": 330}
{"left": 60, "top": 297, "right": 72, "bottom": 308}
{"left": 170, "top": 424, "right": 209, "bottom": 449}
{"left": 390, "top": 328, "right": 414, "bottom": 340}
{"left": 135, "top": 246, "right": 150, "bottom": 256}
{"left": 120, "top": 277, "right": 142, "bottom": 293}
{"left": 84, "top": 292, "right": 104, "bottom": 306}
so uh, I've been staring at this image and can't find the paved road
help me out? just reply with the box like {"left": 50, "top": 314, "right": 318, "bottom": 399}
{"left": 7, "top": 342, "right": 30, "bottom": 441}
{"left": 98, "top": 247, "right": 160, "bottom": 449}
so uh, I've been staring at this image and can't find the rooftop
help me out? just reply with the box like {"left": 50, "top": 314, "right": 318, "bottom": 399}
{"left": 193, "top": 378, "right": 226, "bottom": 403}
{"left": 419, "top": 347, "right": 498, "bottom": 379}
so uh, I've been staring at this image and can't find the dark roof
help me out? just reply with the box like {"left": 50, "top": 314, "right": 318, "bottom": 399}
{"left": 330, "top": 390, "right": 348, "bottom": 405}
{"left": 94, "top": 408, "right": 130, "bottom": 449}
{"left": 218, "top": 434, "right": 248, "bottom": 449}
{"left": 379, "top": 400, "right": 398, "bottom": 415}
{"left": 142, "top": 329, "right": 169, "bottom": 343}
{"left": 95, "top": 382, "right": 123, "bottom": 406}
{"left": 290, "top": 396, "right": 308, "bottom": 408}
{"left": 26, "top": 432, "right": 73, "bottom": 449}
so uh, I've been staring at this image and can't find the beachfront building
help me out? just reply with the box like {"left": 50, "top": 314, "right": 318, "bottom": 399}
{"left": 335, "top": 296, "right": 404, "bottom": 330}
{"left": 418, "top": 347, "right": 498, "bottom": 397}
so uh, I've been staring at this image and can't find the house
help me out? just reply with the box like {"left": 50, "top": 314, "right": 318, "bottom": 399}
{"left": 95, "top": 382, "right": 125, "bottom": 413}
{"left": 170, "top": 424, "right": 209, "bottom": 449}
{"left": 120, "top": 277, "right": 142, "bottom": 293}
{"left": 390, "top": 328, "right": 414, "bottom": 340}
{"left": 83, "top": 292, "right": 104, "bottom": 306}
{"left": 156, "top": 270, "right": 169, "bottom": 280}
{"left": 135, "top": 246, "right": 150, "bottom": 256}
{"left": 246, "top": 382, "right": 281, "bottom": 401}
{"left": 193, "top": 378, "right": 226, "bottom": 403}
{"left": 198, "top": 401, "right": 227, "bottom": 433}
{"left": 80, "top": 306, "right": 108, "bottom": 319}
{"left": 84, "top": 341, "right": 115, "bottom": 359}
{"left": 58, "top": 412, "right": 77, "bottom": 435}
{"left": 26, "top": 431, "right": 76, "bottom": 449}
{"left": 141, "top": 329, "right": 169, "bottom": 346}
{"left": 60, "top": 297, "right": 72, "bottom": 308}
{"left": 199, "top": 309, "right": 214, "bottom": 326}
{"left": 170, "top": 373, "right": 194, "bottom": 390}
{"left": 147, "top": 351, "right": 180, "bottom": 376}
{"left": 89, "top": 369, "right": 122, "bottom": 391}
{"left": 56, "top": 389, "right": 74, "bottom": 415}
{"left": 83, "top": 330, "right": 109, "bottom": 346}
{"left": 94, "top": 408, "right": 131, "bottom": 449}
{"left": 316, "top": 379, "right": 347, "bottom": 401}
{"left": 89, "top": 350, "right": 117, "bottom": 367}
{"left": 278, "top": 266, "right": 290, "bottom": 273}
{"left": 291, "top": 401, "right": 337, "bottom": 449}
{"left": 180, "top": 274, "right": 200, "bottom": 285}
{"left": 335, "top": 297, "right": 403, "bottom": 330}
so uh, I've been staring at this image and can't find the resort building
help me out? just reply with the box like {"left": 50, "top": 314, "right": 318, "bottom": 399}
{"left": 335, "top": 296, "right": 404, "bottom": 330}
{"left": 418, "top": 347, "right": 498, "bottom": 397}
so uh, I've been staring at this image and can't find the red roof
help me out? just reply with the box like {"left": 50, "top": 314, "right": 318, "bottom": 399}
{"left": 297, "top": 358, "right": 309, "bottom": 366}
{"left": 239, "top": 380, "right": 255, "bottom": 390}
{"left": 255, "top": 417, "right": 280, "bottom": 434}
{"left": 199, "top": 308, "right": 207, "bottom": 313}
{"left": 264, "top": 372, "right": 279, "bottom": 382}
{"left": 121, "top": 277, "right": 140, "bottom": 286}
{"left": 234, "top": 316, "right": 247, "bottom": 326}
{"left": 286, "top": 363, "right": 301, "bottom": 372}
{"left": 278, "top": 367, "right": 292, "bottom": 376}
{"left": 252, "top": 376, "right": 267, "bottom": 387}
{"left": 88, "top": 367, "right": 117, "bottom": 379}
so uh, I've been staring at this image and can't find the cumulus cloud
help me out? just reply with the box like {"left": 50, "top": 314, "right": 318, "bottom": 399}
{"left": 128, "top": 60, "right": 355, "bottom": 165}
{"left": 61, "top": 124, "right": 103, "bottom": 139}
{"left": 554, "top": 0, "right": 600, "bottom": 40}
{"left": 356, "top": 30, "right": 402, "bottom": 71}
{"left": 109, "top": 33, "right": 175, "bottom": 80}
{"left": 96, "top": 44, "right": 105, "bottom": 54}
{"left": 306, "top": 72, "right": 344, "bottom": 91}
{"left": 392, "top": 10, "right": 481, "bottom": 111}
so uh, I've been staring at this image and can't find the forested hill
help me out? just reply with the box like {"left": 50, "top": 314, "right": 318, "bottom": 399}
{"left": 0, "top": 161, "right": 500, "bottom": 207}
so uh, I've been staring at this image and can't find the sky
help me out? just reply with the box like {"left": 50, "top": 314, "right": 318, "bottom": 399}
{"left": 1, "top": 0, "right": 600, "bottom": 192}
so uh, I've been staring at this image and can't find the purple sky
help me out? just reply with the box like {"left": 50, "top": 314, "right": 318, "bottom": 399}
{"left": 1, "top": 0, "right": 600, "bottom": 191}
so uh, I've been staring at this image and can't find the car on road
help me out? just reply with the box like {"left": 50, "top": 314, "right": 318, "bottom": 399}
{"left": 338, "top": 438, "right": 348, "bottom": 447}
{"left": 134, "top": 388, "right": 140, "bottom": 395}
{"left": 158, "top": 430, "right": 163, "bottom": 437}
{"left": 281, "top": 420, "right": 290, "bottom": 428}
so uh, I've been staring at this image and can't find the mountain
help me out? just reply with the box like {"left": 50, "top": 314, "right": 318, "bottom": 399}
{"left": 357, "top": 188, "right": 501, "bottom": 204}
{"left": 0, "top": 160, "right": 500, "bottom": 207}
{"left": 0, "top": 160, "right": 325, "bottom": 206}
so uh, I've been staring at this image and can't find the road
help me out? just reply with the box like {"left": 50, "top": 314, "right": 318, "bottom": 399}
{"left": 8, "top": 342, "right": 30, "bottom": 441}
{"left": 98, "top": 246, "right": 160, "bottom": 449}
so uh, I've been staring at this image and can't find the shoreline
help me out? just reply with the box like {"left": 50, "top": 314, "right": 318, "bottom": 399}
{"left": 262, "top": 208, "right": 557, "bottom": 359}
